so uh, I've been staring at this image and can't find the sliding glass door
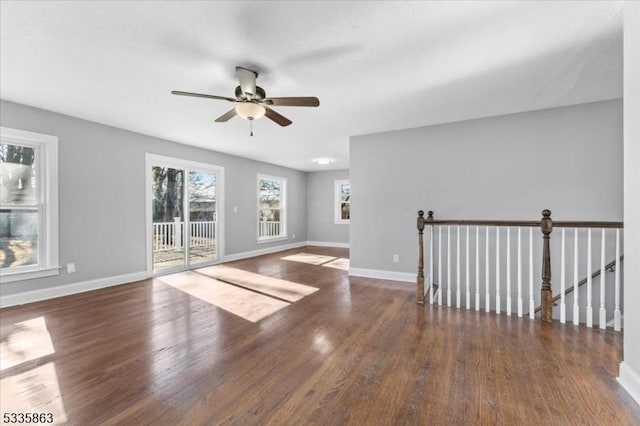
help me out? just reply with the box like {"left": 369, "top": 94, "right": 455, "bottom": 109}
{"left": 187, "top": 170, "right": 217, "bottom": 266}
{"left": 147, "top": 155, "right": 223, "bottom": 273}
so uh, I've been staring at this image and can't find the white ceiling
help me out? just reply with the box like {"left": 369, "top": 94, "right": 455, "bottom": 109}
{"left": 0, "top": 1, "right": 623, "bottom": 171}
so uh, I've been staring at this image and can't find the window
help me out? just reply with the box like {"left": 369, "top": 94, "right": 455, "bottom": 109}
{"left": 1, "top": 127, "right": 59, "bottom": 282}
{"left": 257, "top": 174, "right": 287, "bottom": 242}
{"left": 335, "top": 179, "right": 350, "bottom": 224}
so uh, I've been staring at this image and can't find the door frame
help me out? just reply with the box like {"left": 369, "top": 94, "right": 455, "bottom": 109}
{"left": 145, "top": 153, "right": 225, "bottom": 275}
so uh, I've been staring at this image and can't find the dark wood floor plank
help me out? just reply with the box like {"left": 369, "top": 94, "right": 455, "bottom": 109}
{"left": 1, "top": 246, "right": 639, "bottom": 425}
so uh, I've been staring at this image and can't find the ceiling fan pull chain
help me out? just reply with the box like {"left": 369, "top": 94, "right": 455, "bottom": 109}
{"left": 250, "top": 118, "right": 254, "bottom": 137}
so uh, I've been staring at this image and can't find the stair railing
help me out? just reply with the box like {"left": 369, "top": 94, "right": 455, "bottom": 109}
{"left": 416, "top": 209, "right": 623, "bottom": 329}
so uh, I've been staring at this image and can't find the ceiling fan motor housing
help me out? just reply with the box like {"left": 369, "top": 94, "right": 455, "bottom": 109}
{"left": 235, "top": 85, "right": 266, "bottom": 101}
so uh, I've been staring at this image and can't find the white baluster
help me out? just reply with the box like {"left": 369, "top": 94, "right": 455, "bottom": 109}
{"left": 517, "top": 227, "right": 523, "bottom": 317}
{"left": 506, "top": 227, "right": 511, "bottom": 316}
{"left": 599, "top": 228, "right": 607, "bottom": 329}
{"left": 485, "top": 226, "right": 490, "bottom": 313}
{"left": 475, "top": 226, "right": 480, "bottom": 311}
{"left": 429, "top": 224, "right": 434, "bottom": 305}
{"left": 466, "top": 226, "right": 470, "bottom": 309}
{"left": 614, "top": 229, "right": 621, "bottom": 331}
{"left": 447, "top": 226, "right": 452, "bottom": 307}
{"left": 573, "top": 228, "right": 580, "bottom": 326}
{"left": 456, "top": 225, "right": 461, "bottom": 308}
{"left": 529, "top": 227, "right": 534, "bottom": 320}
{"left": 587, "top": 228, "right": 593, "bottom": 328}
{"left": 438, "top": 226, "right": 442, "bottom": 306}
{"left": 560, "top": 228, "right": 566, "bottom": 324}
{"left": 496, "top": 227, "right": 501, "bottom": 314}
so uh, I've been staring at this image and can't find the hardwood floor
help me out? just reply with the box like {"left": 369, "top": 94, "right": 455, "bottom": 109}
{"left": 1, "top": 246, "right": 638, "bottom": 425}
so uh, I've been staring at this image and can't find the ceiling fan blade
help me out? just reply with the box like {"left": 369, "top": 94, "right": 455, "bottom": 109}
{"left": 171, "top": 91, "right": 236, "bottom": 102}
{"left": 214, "top": 108, "right": 237, "bottom": 122}
{"left": 263, "top": 97, "right": 320, "bottom": 107}
{"left": 236, "top": 66, "right": 257, "bottom": 96}
{"left": 264, "top": 106, "right": 292, "bottom": 127}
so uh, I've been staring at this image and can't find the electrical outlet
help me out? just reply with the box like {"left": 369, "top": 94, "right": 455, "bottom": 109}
{"left": 292, "top": 233, "right": 296, "bottom": 239}
{"left": 67, "top": 263, "right": 76, "bottom": 273}
{"left": 233, "top": 206, "right": 238, "bottom": 213}
{"left": 393, "top": 254, "right": 400, "bottom": 263}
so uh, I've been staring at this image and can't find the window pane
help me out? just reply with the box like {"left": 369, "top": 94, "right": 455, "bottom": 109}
{"left": 0, "top": 209, "right": 38, "bottom": 269}
{"left": 189, "top": 170, "right": 216, "bottom": 221}
{"left": 189, "top": 170, "right": 217, "bottom": 265}
{"left": 259, "top": 208, "right": 280, "bottom": 222}
{"left": 151, "top": 166, "right": 185, "bottom": 271}
{"left": 259, "top": 179, "right": 281, "bottom": 209}
{"left": 0, "top": 143, "right": 37, "bottom": 204}
{"left": 341, "top": 202, "right": 350, "bottom": 220}
{"left": 152, "top": 166, "right": 184, "bottom": 222}
{"left": 340, "top": 183, "right": 350, "bottom": 203}
{"left": 258, "top": 209, "right": 281, "bottom": 238}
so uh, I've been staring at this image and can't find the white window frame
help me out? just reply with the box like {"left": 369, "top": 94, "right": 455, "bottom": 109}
{"left": 1, "top": 126, "right": 59, "bottom": 283}
{"left": 256, "top": 174, "right": 287, "bottom": 243}
{"left": 334, "top": 179, "right": 350, "bottom": 224}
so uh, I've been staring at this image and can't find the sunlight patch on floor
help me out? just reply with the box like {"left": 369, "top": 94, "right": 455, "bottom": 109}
{"left": 0, "top": 317, "right": 68, "bottom": 424}
{"left": 322, "top": 258, "right": 349, "bottom": 271}
{"left": 1, "top": 317, "right": 54, "bottom": 371}
{"left": 197, "top": 265, "right": 318, "bottom": 302}
{"left": 280, "top": 253, "right": 337, "bottom": 265}
{"left": 158, "top": 271, "right": 290, "bottom": 322}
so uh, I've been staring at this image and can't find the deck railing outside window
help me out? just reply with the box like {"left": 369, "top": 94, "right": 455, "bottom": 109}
{"left": 258, "top": 220, "right": 281, "bottom": 238}
{"left": 153, "top": 219, "right": 216, "bottom": 252}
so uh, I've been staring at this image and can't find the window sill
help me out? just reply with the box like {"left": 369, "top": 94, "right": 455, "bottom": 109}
{"left": 335, "top": 220, "right": 350, "bottom": 225}
{"left": 256, "top": 236, "right": 288, "bottom": 244}
{"left": 0, "top": 266, "right": 60, "bottom": 284}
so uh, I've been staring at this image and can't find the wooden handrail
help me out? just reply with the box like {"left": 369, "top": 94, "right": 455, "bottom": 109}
{"left": 423, "top": 219, "right": 622, "bottom": 229}
{"left": 533, "top": 255, "right": 625, "bottom": 314}
{"left": 552, "top": 221, "right": 623, "bottom": 229}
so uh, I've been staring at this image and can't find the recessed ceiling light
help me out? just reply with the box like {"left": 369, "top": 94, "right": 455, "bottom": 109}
{"left": 312, "top": 157, "right": 335, "bottom": 165}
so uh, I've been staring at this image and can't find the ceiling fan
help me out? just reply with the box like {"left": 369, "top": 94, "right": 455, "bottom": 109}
{"left": 171, "top": 66, "right": 320, "bottom": 135}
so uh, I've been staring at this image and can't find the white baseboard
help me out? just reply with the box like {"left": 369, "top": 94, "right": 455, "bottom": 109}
{"left": 618, "top": 361, "right": 640, "bottom": 406}
{"left": 306, "top": 241, "right": 350, "bottom": 248}
{"left": 223, "top": 241, "right": 308, "bottom": 262}
{"left": 348, "top": 267, "right": 415, "bottom": 283}
{"left": 0, "top": 270, "right": 150, "bottom": 309}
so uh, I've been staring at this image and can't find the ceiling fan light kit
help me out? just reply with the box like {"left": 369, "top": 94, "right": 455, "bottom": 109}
{"left": 235, "top": 102, "right": 266, "bottom": 120}
{"left": 172, "top": 66, "right": 319, "bottom": 135}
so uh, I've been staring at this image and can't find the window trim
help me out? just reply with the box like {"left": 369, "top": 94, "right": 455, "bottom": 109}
{"left": 1, "top": 126, "right": 59, "bottom": 283}
{"left": 334, "top": 179, "right": 350, "bottom": 225}
{"left": 256, "top": 173, "right": 287, "bottom": 243}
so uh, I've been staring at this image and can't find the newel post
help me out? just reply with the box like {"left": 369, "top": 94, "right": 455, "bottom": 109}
{"left": 417, "top": 210, "right": 425, "bottom": 305}
{"left": 540, "top": 209, "right": 553, "bottom": 323}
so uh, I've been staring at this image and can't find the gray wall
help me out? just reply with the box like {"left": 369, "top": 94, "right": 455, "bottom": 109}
{"left": 623, "top": 3, "right": 640, "bottom": 395}
{"left": 350, "top": 99, "right": 623, "bottom": 274}
{"left": 0, "top": 100, "right": 307, "bottom": 296}
{"left": 307, "top": 170, "right": 349, "bottom": 244}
